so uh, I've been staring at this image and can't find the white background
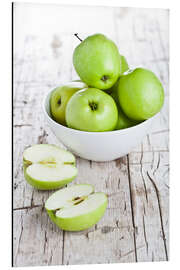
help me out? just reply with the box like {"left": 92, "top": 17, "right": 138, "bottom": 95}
{"left": 0, "top": 0, "right": 180, "bottom": 269}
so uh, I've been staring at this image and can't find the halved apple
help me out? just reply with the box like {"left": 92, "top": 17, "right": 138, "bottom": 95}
{"left": 23, "top": 144, "right": 78, "bottom": 190}
{"left": 45, "top": 184, "right": 108, "bottom": 231}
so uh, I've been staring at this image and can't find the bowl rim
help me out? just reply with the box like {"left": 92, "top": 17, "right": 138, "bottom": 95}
{"left": 42, "top": 88, "right": 158, "bottom": 135}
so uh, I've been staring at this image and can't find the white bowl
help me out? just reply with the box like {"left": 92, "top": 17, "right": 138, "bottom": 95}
{"left": 42, "top": 90, "right": 157, "bottom": 162}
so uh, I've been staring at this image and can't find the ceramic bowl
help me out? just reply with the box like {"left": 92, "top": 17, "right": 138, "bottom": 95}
{"left": 42, "top": 90, "right": 157, "bottom": 162}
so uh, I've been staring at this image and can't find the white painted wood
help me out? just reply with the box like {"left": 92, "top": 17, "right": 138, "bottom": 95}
{"left": 13, "top": 4, "right": 169, "bottom": 266}
{"left": 128, "top": 151, "right": 169, "bottom": 261}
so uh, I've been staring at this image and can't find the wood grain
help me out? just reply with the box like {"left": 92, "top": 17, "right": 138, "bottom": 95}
{"left": 13, "top": 4, "right": 169, "bottom": 266}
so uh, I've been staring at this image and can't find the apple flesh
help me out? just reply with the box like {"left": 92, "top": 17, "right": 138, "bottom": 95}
{"left": 45, "top": 184, "right": 108, "bottom": 231}
{"left": 23, "top": 144, "right": 78, "bottom": 190}
{"left": 65, "top": 88, "right": 118, "bottom": 132}
{"left": 73, "top": 33, "right": 120, "bottom": 90}
{"left": 50, "top": 81, "right": 87, "bottom": 126}
{"left": 117, "top": 68, "right": 165, "bottom": 120}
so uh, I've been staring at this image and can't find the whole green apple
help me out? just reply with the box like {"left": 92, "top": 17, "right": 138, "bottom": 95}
{"left": 45, "top": 184, "right": 108, "bottom": 231}
{"left": 65, "top": 88, "right": 118, "bottom": 132}
{"left": 117, "top": 68, "right": 165, "bottom": 120}
{"left": 73, "top": 33, "right": 120, "bottom": 90}
{"left": 50, "top": 81, "right": 87, "bottom": 126}
{"left": 23, "top": 144, "right": 77, "bottom": 190}
{"left": 110, "top": 88, "right": 140, "bottom": 129}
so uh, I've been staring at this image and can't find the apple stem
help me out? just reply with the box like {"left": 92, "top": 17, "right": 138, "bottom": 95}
{"left": 74, "top": 33, "right": 83, "bottom": 42}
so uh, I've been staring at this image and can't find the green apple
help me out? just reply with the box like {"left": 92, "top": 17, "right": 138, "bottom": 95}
{"left": 119, "top": 54, "right": 129, "bottom": 74}
{"left": 117, "top": 68, "right": 165, "bottom": 120}
{"left": 23, "top": 144, "right": 78, "bottom": 190}
{"left": 73, "top": 33, "right": 120, "bottom": 90}
{"left": 110, "top": 79, "right": 140, "bottom": 130}
{"left": 106, "top": 54, "right": 129, "bottom": 95}
{"left": 65, "top": 88, "right": 118, "bottom": 132}
{"left": 50, "top": 81, "right": 87, "bottom": 126}
{"left": 45, "top": 184, "right": 108, "bottom": 231}
{"left": 115, "top": 107, "right": 140, "bottom": 130}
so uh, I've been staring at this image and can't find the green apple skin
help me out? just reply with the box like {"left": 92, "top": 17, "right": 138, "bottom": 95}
{"left": 23, "top": 166, "right": 77, "bottom": 190}
{"left": 46, "top": 193, "right": 108, "bottom": 231}
{"left": 117, "top": 68, "right": 165, "bottom": 120}
{"left": 106, "top": 54, "right": 129, "bottom": 95}
{"left": 66, "top": 88, "right": 118, "bottom": 132}
{"left": 115, "top": 107, "right": 140, "bottom": 130}
{"left": 119, "top": 54, "right": 129, "bottom": 74}
{"left": 50, "top": 82, "right": 87, "bottom": 126}
{"left": 73, "top": 34, "right": 120, "bottom": 90}
{"left": 110, "top": 79, "right": 140, "bottom": 130}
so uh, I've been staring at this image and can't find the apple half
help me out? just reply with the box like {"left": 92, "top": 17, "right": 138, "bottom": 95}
{"left": 45, "top": 184, "right": 108, "bottom": 231}
{"left": 23, "top": 144, "right": 78, "bottom": 190}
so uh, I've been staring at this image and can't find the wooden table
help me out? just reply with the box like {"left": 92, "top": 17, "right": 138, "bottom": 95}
{"left": 13, "top": 4, "right": 169, "bottom": 266}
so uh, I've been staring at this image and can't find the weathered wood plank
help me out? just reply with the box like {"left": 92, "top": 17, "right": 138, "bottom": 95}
{"left": 114, "top": 7, "right": 169, "bottom": 263}
{"left": 13, "top": 207, "right": 64, "bottom": 267}
{"left": 127, "top": 151, "right": 169, "bottom": 261}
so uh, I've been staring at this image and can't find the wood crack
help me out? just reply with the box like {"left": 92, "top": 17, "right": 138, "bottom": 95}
{"left": 13, "top": 204, "right": 43, "bottom": 211}
{"left": 142, "top": 215, "right": 148, "bottom": 254}
{"left": 37, "top": 130, "right": 48, "bottom": 144}
{"left": 127, "top": 155, "right": 138, "bottom": 262}
{"left": 89, "top": 160, "right": 92, "bottom": 169}
{"left": 14, "top": 124, "right": 32, "bottom": 128}
{"left": 140, "top": 145, "right": 148, "bottom": 203}
{"left": 153, "top": 152, "right": 160, "bottom": 176}
{"left": 43, "top": 231, "right": 47, "bottom": 254}
{"left": 147, "top": 171, "right": 168, "bottom": 260}
{"left": 14, "top": 213, "right": 23, "bottom": 266}
{"left": 118, "top": 178, "right": 121, "bottom": 189}
{"left": 121, "top": 245, "right": 145, "bottom": 259}
{"left": 62, "top": 231, "right": 65, "bottom": 265}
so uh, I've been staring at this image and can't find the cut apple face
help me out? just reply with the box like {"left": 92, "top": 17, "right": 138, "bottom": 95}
{"left": 23, "top": 144, "right": 78, "bottom": 190}
{"left": 45, "top": 184, "right": 108, "bottom": 231}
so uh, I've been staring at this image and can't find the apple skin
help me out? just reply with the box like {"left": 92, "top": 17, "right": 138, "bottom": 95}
{"left": 46, "top": 193, "right": 108, "bottom": 231}
{"left": 117, "top": 68, "right": 165, "bottom": 120}
{"left": 106, "top": 54, "right": 129, "bottom": 95}
{"left": 115, "top": 107, "right": 140, "bottom": 130}
{"left": 23, "top": 166, "right": 77, "bottom": 190}
{"left": 110, "top": 80, "right": 140, "bottom": 130}
{"left": 73, "top": 33, "right": 120, "bottom": 90}
{"left": 119, "top": 54, "right": 129, "bottom": 74}
{"left": 66, "top": 88, "right": 118, "bottom": 132}
{"left": 50, "top": 81, "right": 87, "bottom": 126}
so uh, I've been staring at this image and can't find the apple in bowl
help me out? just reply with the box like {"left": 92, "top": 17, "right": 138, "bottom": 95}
{"left": 50, "top": 81, "right": 87, "bottom": 126}
{"left": 43, "top": 88, "right": 159, "bottom": 161}
{"left": 65, "top": 88, "right": 118, "bottom": 132}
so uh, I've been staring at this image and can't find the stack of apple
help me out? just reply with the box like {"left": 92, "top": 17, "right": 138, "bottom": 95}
{"left": 50, "top": 33, "right": 164, "bottom": 132}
